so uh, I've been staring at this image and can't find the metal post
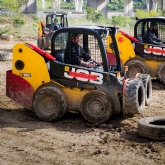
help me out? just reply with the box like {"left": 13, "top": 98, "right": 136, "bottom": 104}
{"left": 52, "top": 0, "right": 60, "bottom": 12}
{"left": 162, "top": 0, "right": 164, "bottom": 10}
{"left": 124, "top": 0, "right": 133, "bottom": 17}
{"left": 87, "top": 0, "right": 108, "bottom": 18}
{"left": 21, "top": 0, "right": 37, "bottom": 13}
{"left": 41, "top": 0, "right": 45, "bottom": 9}
{"left": 145, "top": 0, "right": 150, "bottom": 11}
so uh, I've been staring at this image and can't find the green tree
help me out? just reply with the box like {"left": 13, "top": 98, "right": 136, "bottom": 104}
{"left": 86, "top": 7, "right": 105, "bottom": 22}
{"left": 1, "top": 0, "right": 26, "bottom": 27}
{"left": 1, "top": 0, "right": 20, "bottom": 13}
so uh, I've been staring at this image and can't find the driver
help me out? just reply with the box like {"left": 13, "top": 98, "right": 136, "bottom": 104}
{"left": 64, "top": 33, "right": 102, "bottom": 68}
{"left": 143, "top": 22, "right": 165, "bottom": 46}
{"left": 53, "top": 17, "right": 61, "bottom": 30}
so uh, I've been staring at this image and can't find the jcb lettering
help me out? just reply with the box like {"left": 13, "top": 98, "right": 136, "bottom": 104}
{"left": 64, "top": 68, "right": 103, "bottom": 85}
{"left": 144, "top": 46, "right": 165, "bottom": 56}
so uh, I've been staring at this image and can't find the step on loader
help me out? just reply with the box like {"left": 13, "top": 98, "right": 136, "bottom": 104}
{"left": 6, "top": 26, "right": 152, "bottom": 124}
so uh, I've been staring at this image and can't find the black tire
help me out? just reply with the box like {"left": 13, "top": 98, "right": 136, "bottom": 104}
{"left": 124, "top": 79, "right": 145, "bottom": 114}
{"left": 81, "top": 90, "right": 113, "bottom": 124}
{"left": 42, "top": 36, "right": 49, "bottom": 50}
{"left": 136, "top": 74, "right": 152, "bottom": 106}
{"left": 125, "top": 59, "right": 148, "bottom": 79}
{"left": 138, "top": 117, "right": 165, "bottom": 140}
{"left": 33, "top": 86, "right": 67, "bottom": 122}
{"left": 0, "top": 53, "right": 9, "bottom": 61}
{"left": 158, "top": 61, "right": 165, "bottom": 84}
{"left": 37, "top": 37, "right": 42, "bottom": 49}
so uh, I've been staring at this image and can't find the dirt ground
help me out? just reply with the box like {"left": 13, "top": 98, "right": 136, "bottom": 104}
{"left": 0, "top": 37, "right": 165, "bottom": 165}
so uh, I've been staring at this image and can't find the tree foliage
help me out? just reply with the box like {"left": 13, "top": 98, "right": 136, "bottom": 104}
{"left": 135, "top": 9, "right": 159, "bottom": 18}
{"left": 1, "top": 0, "right": 26, "bottom": 27}
{"left": 86, "top": 7, "right": 105, "bottom": 22}
{"left": 1, "top": 0, "right": 20, "bottom": 13}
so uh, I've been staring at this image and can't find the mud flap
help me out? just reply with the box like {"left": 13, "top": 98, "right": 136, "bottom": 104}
{"left": 6, "top": 70, "right": 34, "bottom": 108}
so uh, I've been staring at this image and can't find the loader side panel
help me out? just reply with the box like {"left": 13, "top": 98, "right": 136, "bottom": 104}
{"left": 115, "top": 33, "right": 136, "bottom": 65}
{"left": 12, "top": 43, "right": 50, "bottom": 92}
{"left": 6, "top": 70, "right": 34, "bottom": 108}
{"left": 144, "top": 60, "right": 163, "bottom": 77}
{"left": 62, "top": 87, "right": 91, "bottom": 111}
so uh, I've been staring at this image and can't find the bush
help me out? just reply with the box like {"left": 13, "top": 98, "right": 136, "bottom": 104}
{"left": 86, "top": 7, "right": 105, "bottom": 22}
{"left": 0, "top": 27, "right": 10, "bottom": 35}
{"left": 13, "top": 16, "right": 25, "bottom": 27}
{"left": 160, "top": 10, "right": 165, "bottom": 17}
{"left": 135, "top": 9, "right": 159, "bottom": 18}
{"left": 112, "top": 15, "right": 127, "bottom": 26}
{"left": 30, "top": 14, "right": 38, "bottom": 21}
{"left": 1, "top": 0, "right": 20, "bottom": 13}
{"left": 60, "top": 1, "right": 75, "bottom": 10}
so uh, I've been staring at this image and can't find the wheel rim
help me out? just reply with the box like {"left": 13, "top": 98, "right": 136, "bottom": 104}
{"left": 40, "top": 96, "right": 58, "bottom": 115}
{"left": 86, "top": 98, "right": 105, "bottom": 118}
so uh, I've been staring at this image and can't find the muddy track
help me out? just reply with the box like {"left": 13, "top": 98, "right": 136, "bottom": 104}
{"left": 0, "top": 39, "right": 165, "bottom": 165}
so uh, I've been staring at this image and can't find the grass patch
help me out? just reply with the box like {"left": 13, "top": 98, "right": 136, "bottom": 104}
{"left": 0, "top": 14, "right": 38, "bottom": 37}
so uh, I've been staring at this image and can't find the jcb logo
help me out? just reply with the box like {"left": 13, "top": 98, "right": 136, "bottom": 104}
{"left": 64, "top": 67, "right": 103, "bottom": 85}
{"left": 144, "top": 45, "right": 165, "bottom": 56}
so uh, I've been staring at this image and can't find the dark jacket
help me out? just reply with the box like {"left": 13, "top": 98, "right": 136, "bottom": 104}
{"left": 143, "top": 28, "right": 162, "bottom": 45}
{"left": 50, "top": 23, "right": 61, "bottom": 31}
{"left": 64, "top": 41, "right": 91, "bottom": 66}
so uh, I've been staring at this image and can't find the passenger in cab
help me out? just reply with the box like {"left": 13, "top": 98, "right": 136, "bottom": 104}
{"left": 143, "top": 22, "right": 165, "bottom": 46}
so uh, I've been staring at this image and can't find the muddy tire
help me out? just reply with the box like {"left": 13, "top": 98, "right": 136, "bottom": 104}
{"left": 42, "top": 36, "right": 49, "bottom": 50}
{"left": 124, "top": 79, "right": 145, "bottom": 114}
{"left": 0, "top": 53, "right": 10, "bottom": 61}
{"left": 125, "top": 59, "right": 148, "bottom": 79}
{"left": 37, "top": 37, "right": 42, "bottom": 49}
{"left": 158, "top": 61, "right": 165, "bottom": 84}
{"left": 33, "top": 86, "right": 67, "bottom": 122}
{"left": 136, "top": 73, "right": 152, "bottom": 106}
{"left": 80, "top": 90, "right": 113, "bottom": 124}
{"left": 138, "top": 117, "right": 165, "bottom": 140}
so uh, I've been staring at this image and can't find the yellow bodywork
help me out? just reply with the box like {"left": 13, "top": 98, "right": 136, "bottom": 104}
{"left": 106, "top": 32, "right": 136, "bottom": 65}
{"left": 38, "top": 21, "right": 43, "bottom": 37}
{"left": 12, "top": 43, "right": 92, "bottom": 111}
{"left": 12, "top": 43, "right": 50, "bottom": 92}
{"left": 115, "top": 33, "right": 136, "bottom": 65}
{"left": 107, "top": 31, "right": 163, "bottom": 77}
{"left": 144, "top": 60, "right": 162, "bottom": 77}
{"left": 62, "top": 87, "right": 91, "bottom": 110}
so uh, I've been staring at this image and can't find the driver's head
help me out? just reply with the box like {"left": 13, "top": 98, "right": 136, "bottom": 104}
{"left": 71, "top": 33, "right": 81, "bottom": 44}
{"left": 54, "top": 18, "right": 58, "bottom": 25}
{"left": 150, "top": 22, "right": 158, "bottom": 32}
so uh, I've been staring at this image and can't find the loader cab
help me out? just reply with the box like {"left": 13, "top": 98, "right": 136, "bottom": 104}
{"left": 49, "top": 26, "right": 122, "bottom": 78}
{"left": 45, "top": 13, "right": 68, "bottom": 30}
{"left": 38, "top": 12, "right": 68, "bottom": 38}
{"left": 134, "top": 17, "right": 165, "bottom": 59}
